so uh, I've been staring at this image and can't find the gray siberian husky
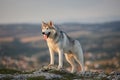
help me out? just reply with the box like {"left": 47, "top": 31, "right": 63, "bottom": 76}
{"left": 41, "top": 21, "right": 84, "bottom": 73}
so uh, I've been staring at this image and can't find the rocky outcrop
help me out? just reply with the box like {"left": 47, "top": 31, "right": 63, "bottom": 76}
{"left": 0, "top": 66, "right": 120, "bottom": 80}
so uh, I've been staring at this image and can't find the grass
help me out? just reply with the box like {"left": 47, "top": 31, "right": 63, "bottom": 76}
{"left": 0, "top": 68, "right": 22, "bottom": 74}
{"left": 27, "top": 76, "right": 45, "bottom": 80}
{"left": 0, "top": 68, "right": 34, "bottom": 74}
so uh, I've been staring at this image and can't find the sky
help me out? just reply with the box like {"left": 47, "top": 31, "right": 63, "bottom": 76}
{"left": 0, "top": 0, "right": 120, "bottom": 24}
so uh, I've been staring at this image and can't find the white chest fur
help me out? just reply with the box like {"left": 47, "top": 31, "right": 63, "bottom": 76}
{"left": 47, "top": 39, "right": 61, "bottom": 52}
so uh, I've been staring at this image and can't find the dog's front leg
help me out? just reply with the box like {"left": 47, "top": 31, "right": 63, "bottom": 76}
{"left": 58, "top": 50, "right": 63, "bottom": 70}
{"left": 49, "top": 48, "right": 54, "bottom": 66}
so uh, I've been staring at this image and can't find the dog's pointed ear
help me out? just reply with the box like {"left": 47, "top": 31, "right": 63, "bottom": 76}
{"left": 42, "top": 21, "right": 46, "bottom": 26}
{"left": 48, "top": 21, "right": 54, "bottom": 27}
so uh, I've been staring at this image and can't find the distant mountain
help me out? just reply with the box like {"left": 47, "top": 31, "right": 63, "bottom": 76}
{"left": 61, "top": 21, "right": 120, "bottom": 32}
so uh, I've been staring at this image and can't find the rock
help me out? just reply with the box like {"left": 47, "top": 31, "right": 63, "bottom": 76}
{"left": 0, "top": 67, "right": 120, "bottom": 80}
{"left": 0, "top": 69, "right": 62, "bottom": 80}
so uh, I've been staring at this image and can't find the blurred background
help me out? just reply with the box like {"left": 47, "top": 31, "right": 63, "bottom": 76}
{"left": 0, "top": 0, "right": 120, "bottom": 73}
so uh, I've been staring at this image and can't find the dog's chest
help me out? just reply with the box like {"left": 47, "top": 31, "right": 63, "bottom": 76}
{"left": 47, "top": 40, "right": 60, "bottom": 51}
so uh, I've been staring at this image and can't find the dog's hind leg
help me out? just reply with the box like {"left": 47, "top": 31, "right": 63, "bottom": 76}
{"left": 74, "top": 55, "right": 84, "bottom": 72}
{"left": 65, "top": 53, "right": 76, "bottom": 73}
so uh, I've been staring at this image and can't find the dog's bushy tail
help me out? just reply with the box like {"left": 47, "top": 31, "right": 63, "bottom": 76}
{"left": 74, "top": 40, "right": 84, "bottom": 72}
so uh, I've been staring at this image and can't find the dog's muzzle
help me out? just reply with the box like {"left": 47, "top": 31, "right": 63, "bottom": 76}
{"left": 42, "top": 32, "right": 51, "bottom": 40}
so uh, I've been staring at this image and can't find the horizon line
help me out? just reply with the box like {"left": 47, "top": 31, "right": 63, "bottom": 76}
{"left": 0, "top": 20, "right": 120, "bottom": 25}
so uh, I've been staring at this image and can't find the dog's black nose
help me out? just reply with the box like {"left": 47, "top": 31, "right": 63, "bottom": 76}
{"left": 42, "top": 32, "right": 45, "bottom": 34}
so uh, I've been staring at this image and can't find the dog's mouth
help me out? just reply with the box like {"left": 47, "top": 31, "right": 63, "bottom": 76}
{"left": 42, "top": 32, "right": 51, "bottom": 40}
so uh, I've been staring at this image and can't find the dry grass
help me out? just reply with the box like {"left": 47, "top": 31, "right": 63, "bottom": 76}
{"left": 68, "top": 31, "right": 91, "bottom": 38}
{"left": 0, "top": 37, "right": 14, "bottom": 42}
{"left": 20, "top": 36, "right": 43, "bottom": 43}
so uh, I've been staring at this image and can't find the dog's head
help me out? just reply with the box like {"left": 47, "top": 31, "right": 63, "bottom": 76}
{"left": 41, "top": 21, "right": 56, "bottom": 40}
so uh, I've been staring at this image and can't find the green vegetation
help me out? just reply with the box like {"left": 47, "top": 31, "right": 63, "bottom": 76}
{"left": 0, "top": 68, "right": 22, "bottom": 74}
{"left": 0, "top": 38, "right": 41, "bottom": 57}
{"left": 27, "top": 76, "right": 45, "bottom": 80}
{"left": 48, "top": 70, "right": 80, "bottom": 80}
{"left": 0, "top": 68, "right": 35, "bottom": 74}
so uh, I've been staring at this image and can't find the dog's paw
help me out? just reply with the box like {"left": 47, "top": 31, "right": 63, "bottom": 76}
{"left": 71, "top": 70, "right": 77, "bottom": 74}
{"left": 47, "top": 64, "right": 57, "bottom": 70}
{"left": 40, "top": 65, "right": 49, "bottom": 72}
{"left": 48, "top": 64, "right": 54, "bottom": 67}
{"left": 40, "top": 65, "right": 57, "bottom": 72}
{"left": 57, "top": 65, "right": 63, "bottom": 70}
